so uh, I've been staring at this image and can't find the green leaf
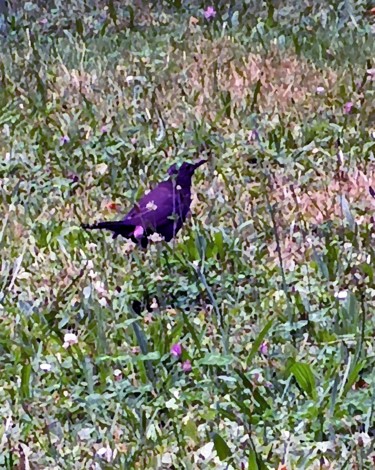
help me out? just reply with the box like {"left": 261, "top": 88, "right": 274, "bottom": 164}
{"left": 213, "top": 433, "right": 232, "bottom": 461}
{"left": 248, "top": 450, "right": 259, "bottom": 470}
{"left": 197, "top": 354, "right": 233, "bottom": 367}
{"left": 138, "top": 352, "right": 160, "bottom": 361}
{"left": 184, "top": 420, "right": 198, "bottom": 443}
{"left": 246, "top": 320, "right": 273, "bottom": 366}
{"left": 342, "top": 360, "right": 365, "bottom": 397}
{"left": 248, "top": 449, "right": 268, "bottom": 469}
{"left": 21, "top": 362, "right": 31, "bottom": 399}
{"left": 290, "top": 362, "right": 317, "bottom": 400}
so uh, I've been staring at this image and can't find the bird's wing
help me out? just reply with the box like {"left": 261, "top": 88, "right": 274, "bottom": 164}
{"left": 123, "top": 181, "right": 180, "bottom": 229}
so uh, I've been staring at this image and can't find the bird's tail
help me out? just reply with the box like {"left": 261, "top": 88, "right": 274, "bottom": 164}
{"left": 81, "top": 221, "right": 133, "bottom": 236}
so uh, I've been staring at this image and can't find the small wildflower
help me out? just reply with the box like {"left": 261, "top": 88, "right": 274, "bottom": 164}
{"left": 39, "top": 18, "right": 48, "bottom": 25}
{"left": 113, "top": 369, "right": 122, "bottom": 381}
{"left": 259, "top": 341, "right": 268, "bottom": 356}
{"left": 367, "top": 68, "right": 375, "bottom": 80}
{"left": 106, "top": 201, "right": 121, "bottom": 211}
{"left": 133, "top": 225, "right": 144, "bottom": 238}
{"left": 198, "top": 442, "right": 215, "bottom": 460}
{"left": 203, "top": 6, "right": 216, "bottom": 20}
{"left": 334, "top": 290, "right": 348, "bottom": 300}
{"left": 40, "top": 363, "right": 52, "bottom": 372}
{"left": 181, "top": 360, "right": 192, "bottom": 372}
{"left": 96, "top": 445, "right": 116, "bottom": 462}
{"left": 343, "top": 101, "right": 354, "bottom": 114}
{"left": 150, "top": 298, "right": 159, "bottom": 309}
{"left": 170, "top": 343, "right": 182, "bottom": 358}
{"left": 355, "top": 432, "right": 372, "bottom": 447}
{"left": 165, "top": 397, "right": 179, "bottom": 410}
{"left": 315, "top": 86, "right": 325, "bottom": 94}
{"left": 96, "top": 162, "right": 108, "bottom": 175}
{"left": 122, "top": 240, "right": 136, "bottom": 253}
{"left": 63, "top": 332, "right": 78, "bottom": 348}
{"left": 130, "top": 137, "right": 138, "bottom": 145}
{"left": 148, "top": 232, "right": 164, "bottom": 243}
{"left": 146, "top": 201, "right": 157, "bottom": 211}
{"left": 60, "top": 135, "right": 70, "bottom": 145}
{"left": 161, "top": 453, "right": 173, "bottom": 465}
{"left": 100, "top": 125, "right": 108, "bottom": 133}
{"left": 248, "top": 129, "right": 259, "bottom": 143}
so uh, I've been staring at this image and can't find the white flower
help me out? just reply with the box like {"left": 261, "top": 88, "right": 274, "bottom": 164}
{"left": 316, "top": 86, "right": 325, "bottom": 94}
{"left": 40, "top": 363, "right": 52, "bottom": 372}
{"left": 63, "top": 333, "right": 78, "bottom": 348}
{"left": 161, "top": 453, "right": 173, "bottom": 465}
{"left": 354, "top": 432, "right": 372, "bottom": 447}
{"left": 197, "top": 442, "right": 215, "bottom": 460}
{"left": 113, "top": 369, "right": 122, "bottom": 381}
{"left": 96, "top": 445, "right": 116, "bottom": 462}
{"left": 334, "top": 290, "right": 348, "bottom": 300}
{"left": 96, "top": 163, "right": 108, "bottom": 175}
{"left": 150, "top": 298, "right": 158, "bottom": 309}
{"left": 148, "top": 233, "right": 164, "bottom": 243}
{"left": 165, "top": 398, "right": 179, "bottom": 410}
{"left": 146, "top": 201, "right": 158, "bottom": 211}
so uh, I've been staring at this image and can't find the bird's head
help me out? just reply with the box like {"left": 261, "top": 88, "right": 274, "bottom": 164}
{"left": 167, "top": 160, "right": 207, "bottom": 184}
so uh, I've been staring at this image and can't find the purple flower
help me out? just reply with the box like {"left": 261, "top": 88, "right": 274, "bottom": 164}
{"left": 100, "top": 125, "right": 108, "bottom": 134}
{"left": 181, "top": 360, "right": 192, "bottom": 372}
{"left": 60, "top": 135, "right": 70, "bottom": 145}
{"left": 170, "top": 343, "right": 182, "bottom": 358}
{"left": 343, "top": 101, "right": 354, "bottom": 114}
{"left": 203, "top": 6, "right": 216, "bottom": 20}
{"left": 259, "top": 341, "right": 268, "bottom": 355}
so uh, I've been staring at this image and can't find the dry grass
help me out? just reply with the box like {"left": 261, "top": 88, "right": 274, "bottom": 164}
{"left": 47, "top": 37, "right": 339, "bottom": 129}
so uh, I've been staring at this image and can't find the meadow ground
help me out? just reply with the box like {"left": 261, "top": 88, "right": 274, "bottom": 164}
{"left": 0, "top": 1, "right": 374, "bottom": 468}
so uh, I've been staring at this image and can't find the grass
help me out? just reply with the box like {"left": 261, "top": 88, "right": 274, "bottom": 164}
{"left": 0, "top": 0, "right": 374, "bottom": 468}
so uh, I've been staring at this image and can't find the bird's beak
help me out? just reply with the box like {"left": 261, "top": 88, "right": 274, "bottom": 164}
{"left": 193, "top": 159, "right": 207, "bottom": 169}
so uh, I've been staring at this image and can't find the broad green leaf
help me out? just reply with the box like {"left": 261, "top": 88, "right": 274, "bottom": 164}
{"left": 290, "top": 362, "right": 317, "bottom": 400}
{"left": 248, "top": 451, "right": 259, "bottom": 470}
{"left": 213, "top": 433, "right": 232, "bottom": 461}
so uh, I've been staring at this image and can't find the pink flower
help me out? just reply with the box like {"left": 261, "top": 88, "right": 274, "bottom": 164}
{"left": 259, "top": 341, "right": 268, "bottom": 356}
{"left": 343, "top": 101, "right": 354, "bottom": 114}
{"left": 181, "top": 360, "right": 192, "bottom": 373}
{"left": 203, "top": 6, "right": 216, "bottom": 20}
{"left": 100, "top": 125, "right": 108, "bottom": 133}
{"left": 170, "top": 343, "right": 182, "bottom": 358}
{"left": 133, "top": 225, "right": 144, "bottom": 238}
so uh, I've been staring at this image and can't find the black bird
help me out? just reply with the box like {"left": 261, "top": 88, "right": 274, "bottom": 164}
{"left": 82, "top": 160, "right": 207, "bottom": 247}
